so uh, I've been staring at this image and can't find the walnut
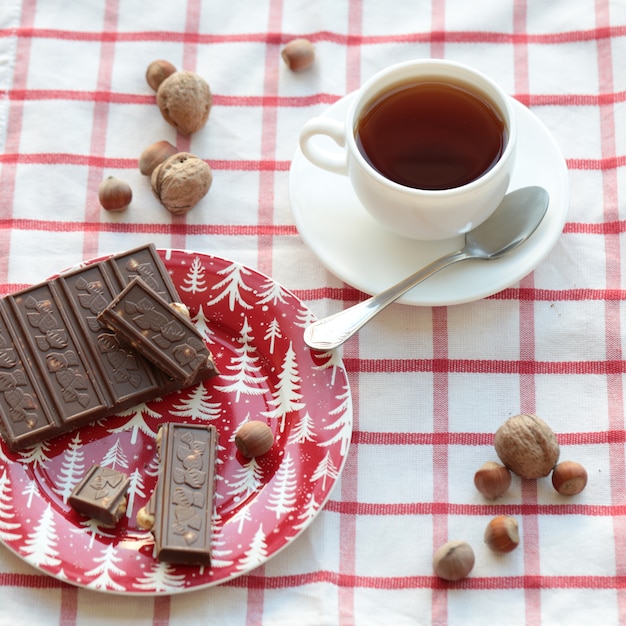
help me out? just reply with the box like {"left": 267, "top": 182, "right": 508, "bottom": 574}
{"left": 156, "top": 70, "right": 212, "bottom": 135}
{"left": 493, "top": 414, "right": 560, "bottom": 479}
{"left": 151, "top": 152, "right": 213, "bottom": 215}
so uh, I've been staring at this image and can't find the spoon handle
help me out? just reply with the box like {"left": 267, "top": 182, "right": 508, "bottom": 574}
{"left": 304, "top": 249, "right": 470, "bottom": 351}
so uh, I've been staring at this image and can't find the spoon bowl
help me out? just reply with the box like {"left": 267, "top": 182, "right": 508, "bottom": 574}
{"left": 304, "top": 186, "right": 550, "bottom": 351}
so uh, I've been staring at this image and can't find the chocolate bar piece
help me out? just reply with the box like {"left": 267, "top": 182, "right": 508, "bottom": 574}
{"left": 138, "top": 423, "right": 217, "bottom": 566}
{"left": 0, "top": 244, "right": 218, "bottom": 451}
{"left": 98, "top": 278, "right": 215, "bottom": 386}
{"left": 69, "top": 464, "right": 130, "bottom": 525}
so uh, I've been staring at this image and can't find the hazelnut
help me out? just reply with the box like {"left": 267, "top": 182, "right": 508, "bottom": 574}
{"left": 484, "top": 515, "right": 519, "bottom": 553}
{"left": 139, "top": 140, "right": 178, "bottom": 176}
{"left": 235, "top": 421, "right": 274, "bottom": 458}
{"left": 551, "top": 460, "right": 587, "bottom": 495}
{"left": 98, "top": 176, "right": 132, "bottom": 212}
{"left": 474, "top": 461, "right": 511, "bottom": 499}
{"left": 146, "top": 59, "right": 177, "bottom": 91}
{"left": 156, "top": 70, "right": 212, "bottom": 135}
{"left": 169, "top": 301, "right": 191, "bottom": 319}
{"left": 136, "top": 505, "right": 154, "bottom": 530}
{"left": 432, "top": 540, "right": 474, "bottom": 581}
{"left": 494, "top": 414, "right": 560, "bottom": 479}
{"left": 281, "top": 38, "right": 315, "bottom": 72}
{"left": 115, "top": 499, "right": 128, "bottom": 518}
{"left": 151, "top": 152, "right": 213, "bottom": 215}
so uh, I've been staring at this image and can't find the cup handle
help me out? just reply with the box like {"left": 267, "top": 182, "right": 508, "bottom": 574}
{"left": 299, "top": 117, "right": 348, "bottom": 175}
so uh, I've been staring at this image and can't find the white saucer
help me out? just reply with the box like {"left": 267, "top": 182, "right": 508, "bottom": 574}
{"left": 289, "top": 93, "right": 569, "bottom": 306}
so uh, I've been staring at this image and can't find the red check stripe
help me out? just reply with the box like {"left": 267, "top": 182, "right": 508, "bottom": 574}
{"left": 6, "top": 87, "right": 626, "bottom": 110}
{"left": 333, "top": 5, "right": 367, "bottom": 623}
{"left": 595, "top": 3, "right": 626, "bottom": 619}
{"left": 6, "top": 568, "right": 626, "bottom": 592}
{"left": 3, "top": 24, "right": 626, "bottom": 45}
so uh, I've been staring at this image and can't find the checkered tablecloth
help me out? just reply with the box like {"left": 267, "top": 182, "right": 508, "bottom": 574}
{"left": 1, "top": 0, "right": 625, "bottom": 624}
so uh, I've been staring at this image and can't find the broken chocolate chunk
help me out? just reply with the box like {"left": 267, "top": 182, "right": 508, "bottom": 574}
{"left": 98, "top": 277, "right": 216, "bottom": 386}
{"left": 69, "top": 464, "right": 130, "bottom": 525}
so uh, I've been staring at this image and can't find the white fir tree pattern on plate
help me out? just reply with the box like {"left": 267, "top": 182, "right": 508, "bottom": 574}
{"left": 170, "top": 383, "right": 222, "bottom": 422}
{"left": 0, "top": 249, "right": 353, "bottom": 595}
{"left": 21, "top": 479, "right": 40, "bottom": 509}
{"left": 22, "top": 503, "right": 61, "bottom": 569}
{"left": 0, "top": 468, "right": 21, "bottom": 542}
{"left": 320, "top": 384, "right": 353, "bottom": 457}
{"left": 266, "top": 451, "right": 298, "bottom": 518}
{"left": 226, "top": 456, "right": 264, "bottom": 533}
{"left": 52, "top": 432, "right": 85, "bottom": 502}
{"left": 312, "top": 348, "right": 345, "bottom": 386}
{"left": 84, "top": 543, "right": 126, "bottom": 591}
{"left": 108, "top": 400, "right": 164, "bottom": 443}
{"left": 262, "top": 341, "right": 305, "bottom": 432}
{"left": 17, "top": 439, "right": 52, "bottom": 467}
{"left": 125, "top": 467, "right": 147, "bottom": 521}
{"left": 100, "top": 438, "right": 129, "bottom": 471}
{"left": 209, "top": 510, "right": 234, "bottom": 568}
{"left": 133, "top": 560, "right": 187, "bottom": 592}
{"left": 310, "top": 450, "right": 340, "bottom": 492}
{"left": 287, "top": 411, "right": 317, "bottom": 445}
{"left": 179, "top": 255, "right": 208, "bottom": 294}
{"left": 192, "top": 304, "right": 216, "bottom": 344}
{"left": 294, "top": 305, "right": 318, "bottom": 329}
{"left": 264, "top": 318, "right": 282, "bottom": 354}
{"left": 71, "top": 517, "right": 118, "bottom": 550}
{"left": 215, "top": 316, "right": 268, "bottom": 401}
{"left": 256, "top": 277, "right": 291, "bottom": 307}
{"left": 292, "top": 492, "right": 320, "bottom": 532}
{"left": 206, "top": 260, "right": 255, "bottom": 311}
{"left": 236, "top": 524, "right": 269, "bottom": 572}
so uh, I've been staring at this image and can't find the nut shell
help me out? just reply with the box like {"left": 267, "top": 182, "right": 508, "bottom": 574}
{"left": 156, "top": 70, "right": 212, "bottom": 135}
{"left": 494, "top": 414, "right": 560, "bottom": 479}
{"left": 136, "top": 505, "right": 154, "bottom": 530}
{"left": 235, "top": 421, "right": 274, "bottom": 458}
{"left": 139, "top": 140, "right": 178, "bottom": 176}
{"left": 474, "top": 461, "right": 511, "bottom": 499}
{"left": 169, "top": 302, "right": 191, "bottom": 319}
{"left": 98, "top": 176, "right": 132, "bottom": 212}
{"left": 484, "top": 515, "right": 519, "bottom": 553}
{"left": 281, "top": 38, "right": 315, "bottom": 72}
{"left": 551, "top": 460, "right": 587, "bottom": 495}
{"left": 146, "top": 59, "right": 177, "bottom": 91}
{"left": 432, "top": 540, "right": 475, "bottom": 581}
{"left": 151, "top": 152, "right": 213, "bottom": 215}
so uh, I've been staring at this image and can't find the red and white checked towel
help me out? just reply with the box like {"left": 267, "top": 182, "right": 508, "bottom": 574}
{"left": 1, "top": 0, "right": 626, "bottom": 624}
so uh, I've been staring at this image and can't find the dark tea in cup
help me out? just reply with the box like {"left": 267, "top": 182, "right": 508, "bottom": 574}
{"left": 299, "top": 59, "right": 517, "bottom": 240}
{"left": 354, "top": 79, "right": 508, "bottom": 191}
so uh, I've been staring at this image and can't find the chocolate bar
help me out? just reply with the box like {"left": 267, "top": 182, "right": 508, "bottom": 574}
{"left": 138, "top": 423, "right": 217, "bottom": 566}
{"left": 0, "top": 244, "right": 218, "bottom": 451}
{"left": 98, "top": 278, "right": 215, "bottom": 386}
{"left": 69, "top": 464, "right": 130, "bottom": 525}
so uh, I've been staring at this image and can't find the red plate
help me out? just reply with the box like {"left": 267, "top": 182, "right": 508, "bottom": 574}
{"left": 0, "top": 249, "right": 352, "bottom": 594}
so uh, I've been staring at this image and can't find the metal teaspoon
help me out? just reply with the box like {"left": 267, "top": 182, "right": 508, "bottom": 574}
{"left": 303, "top": 185, "right": 550, "bottom": 351}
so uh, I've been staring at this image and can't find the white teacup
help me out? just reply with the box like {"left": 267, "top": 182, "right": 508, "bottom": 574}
{"left": 299, "top": 59, "right": 517, "bottom": 241}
